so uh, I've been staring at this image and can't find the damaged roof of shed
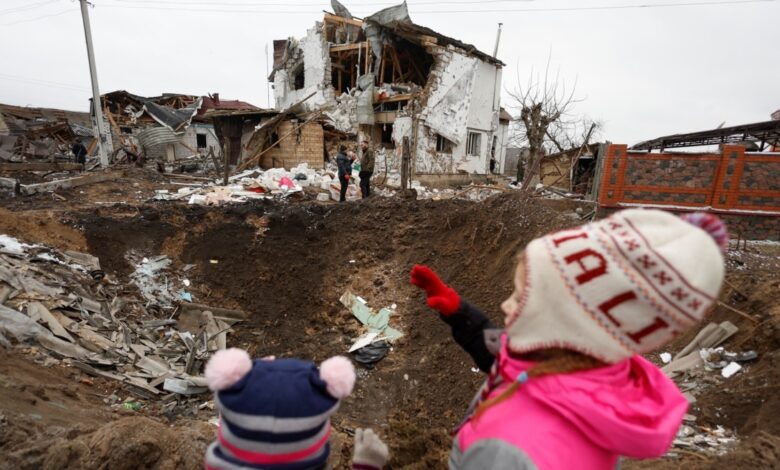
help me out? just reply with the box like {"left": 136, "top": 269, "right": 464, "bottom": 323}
{"left": 632, "top": 119, "right": 780, "bottom": 150}
{"left": 0, "top": 103, "right": 91, "bottom": 127}
{"left": 199, "top": 96, "right": 260, "bottom": 113}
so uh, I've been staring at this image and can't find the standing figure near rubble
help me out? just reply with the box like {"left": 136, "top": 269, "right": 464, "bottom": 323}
{"left": 336, "top": 145, "right": 354, "bottom": 202}
{"left": 71, "top": 138, "right": 88, "bottom": 170}
{"left": 359, "top": 140, "right": 375, "bottom": 198}
{"left": 203, "top": 349, "right": 389, "bottom": 470}
{"left": 410, "top": 210, "right": 728, "bottom": 470}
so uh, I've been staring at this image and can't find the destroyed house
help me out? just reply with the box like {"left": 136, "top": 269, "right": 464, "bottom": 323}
{"left": 97, "top": 91, "right": 260, "bottom": 162}
{"left": 268, "top": 2, "right": 508, "bottom": 177}
{"left": 0, "top": 103, "right": 94, "bottom": 162}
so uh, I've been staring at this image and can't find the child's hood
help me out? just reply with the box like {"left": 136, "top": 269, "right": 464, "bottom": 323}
{"left": 498, "top": 342, "right": 688, "bottom": 458}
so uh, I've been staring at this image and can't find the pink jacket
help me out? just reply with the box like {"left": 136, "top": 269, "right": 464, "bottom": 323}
{"left": 452, "top": 336, "right": 688, "bottom": 470}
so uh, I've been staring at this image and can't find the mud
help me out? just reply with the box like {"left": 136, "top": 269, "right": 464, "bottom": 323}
{"left": 1, "top": 181, "right": 779, "bottom": 469}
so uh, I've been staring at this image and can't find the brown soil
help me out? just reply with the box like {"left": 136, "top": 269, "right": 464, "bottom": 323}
{"left": 2, "top": 173, "right": 779, "bottom": 469}
{"left": 0, "top": 207, "right": 87, "bottom": 252}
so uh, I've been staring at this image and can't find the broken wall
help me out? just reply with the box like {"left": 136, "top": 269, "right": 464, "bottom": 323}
{"left": 273, "top": 25, "right": 334, "bottom": 113}
{"left": 264, "top": 120, "right": 324, "bottom": 170}
{"left": 390, "top": 45, "right": 503, "bottom": 175}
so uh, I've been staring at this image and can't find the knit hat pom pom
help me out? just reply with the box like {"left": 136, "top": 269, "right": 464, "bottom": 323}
{"left": 205, "top": 348, "right": 253, "bottom": 391}
{"left": 319, "top": 356, "right": 355, "bottom": 399}
{"left": 680, "top": 212, "right": 729, "bottom": 253}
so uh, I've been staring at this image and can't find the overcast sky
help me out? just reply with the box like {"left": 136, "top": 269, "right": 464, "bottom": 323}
{"left": 0, "top": 0, "right": 778, "bottom": 145}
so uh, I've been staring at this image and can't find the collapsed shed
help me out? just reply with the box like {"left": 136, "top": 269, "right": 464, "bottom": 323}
{"left": 0, "top": 103, "right": 94, "bottom": 162}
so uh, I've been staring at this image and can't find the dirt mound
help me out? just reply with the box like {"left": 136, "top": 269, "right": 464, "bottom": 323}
{"left": 706, "top": 432, "right": 780, "bottom": 468}
{"left": 0, "top": 207, "right": 86, "bottom": 252}
{"left": 39, "top": 417, "right": 212, "bottom": 470}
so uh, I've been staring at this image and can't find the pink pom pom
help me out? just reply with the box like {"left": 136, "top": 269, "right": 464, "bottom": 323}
{"left": 680, "top": 212, "right": 729, "bottom": 253}
{"left": 205, "top": 348, "right": 252, "bottom": 391}
{"left": 319, "top": 356, "right": 355, "bottom": 399}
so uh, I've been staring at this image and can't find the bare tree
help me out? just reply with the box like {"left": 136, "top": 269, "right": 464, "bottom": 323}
{"left": 507, "top": 56, "right": 583, "bottom": 190}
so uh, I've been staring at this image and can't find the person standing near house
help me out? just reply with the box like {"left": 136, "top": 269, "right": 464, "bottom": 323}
{"left": 336, "top": 145, "right": 354, "bottom": 202}
{"left": 359, "top": 140, "right": 375, "bottom": 198}
{"left": 71, "top": 138, "right": 88, "bottom": 170}
{"left": 515, "top": 153, "right": 525, "bottom": 185}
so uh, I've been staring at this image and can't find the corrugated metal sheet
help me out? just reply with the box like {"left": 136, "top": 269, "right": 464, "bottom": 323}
{"left": 137, "top": 127, "right": 183, "bottom": 155}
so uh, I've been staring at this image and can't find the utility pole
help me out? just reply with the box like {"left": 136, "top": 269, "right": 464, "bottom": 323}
{"left": 492, "top": 22, "right": 503, "bottom": 58}
{"left": 79, "top": 0, "right": 109, "bottom": 168}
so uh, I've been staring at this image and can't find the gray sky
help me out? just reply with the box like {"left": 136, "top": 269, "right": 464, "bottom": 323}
{"left": 1, "top": 0, "right": 778, "bottom": 145}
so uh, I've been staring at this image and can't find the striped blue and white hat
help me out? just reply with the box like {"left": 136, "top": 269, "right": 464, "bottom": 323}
{"left": 204, "top": 349, "right": 356, "bottom": 470}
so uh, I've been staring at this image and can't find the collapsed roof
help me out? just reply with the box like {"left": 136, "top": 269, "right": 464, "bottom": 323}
{"left": 100, "top": 90, "right": 202, "bottom": 133}
{"left": 632, "top": 119, "right": 780, "bottom": 151}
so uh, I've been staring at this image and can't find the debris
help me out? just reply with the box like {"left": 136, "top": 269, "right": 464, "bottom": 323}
{"left": 340, "top": 291, "right": 403, "bottom": 342}
{"left": 179, "top": 291, "right": 193, "bottom": 302}
{"left": 122, "top": 401, "right": 143, "bottom": 411}
{"left": 0, "top": 235, "right": 235, "bottom": 399}
{"left": 701, "top": 347, "right": 758, "bottom": 369}
{"left": 671, "top": 424, "right": 737, "bottom": 454}
{"left": 721, "top": 362, "right": 743, "bottom": 379}
{"left": 349, "top": 331, "right": 380, "bottom": 353}
{"left": 163, "top": 378, "right": 208, "bottom": 395}
{"left": 352, "top": 341, "right": 390, "bottom": 369}
{"left": 660, "top": 352, "right": 672, "bottom": 364}
{"left": 18, "top": 171, "right": 122, "bottom": 196}
{"left": 663, "top": 321, "right": 739, "bottom": 377}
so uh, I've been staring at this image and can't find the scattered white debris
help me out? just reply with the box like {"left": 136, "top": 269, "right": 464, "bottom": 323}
{"left": 660, "top": 352, "right": 672, "bottom": 364}
{"left": 721, "top": 362, "right": 742, "bottom": 378}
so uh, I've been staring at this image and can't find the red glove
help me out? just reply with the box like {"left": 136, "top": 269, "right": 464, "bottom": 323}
{"left": 344, "top": 174, "right": 350, "bottom": 182}
{"left": 410, "top": 265, "right": 461, "bottom": 316}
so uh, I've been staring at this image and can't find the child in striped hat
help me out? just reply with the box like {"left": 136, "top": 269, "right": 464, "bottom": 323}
{"left": 204, "top": 349, "right": 389, "bottom": 470}
{"left": 411, "top": 209, "right": 728, "bottom": 470}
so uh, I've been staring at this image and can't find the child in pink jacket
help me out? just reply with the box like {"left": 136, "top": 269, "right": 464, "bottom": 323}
{"left": 411, "top": 209, "right": 728, "bottom": 469}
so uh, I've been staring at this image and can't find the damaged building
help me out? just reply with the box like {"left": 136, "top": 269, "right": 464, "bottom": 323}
{"left": 0, "top": 103, "right": 95, "bottom": 162}
{"left": 268, "top": 2, "right": 510, "bottom": 179}
{"left": 98, "top": 91, "right": 260, "bottom": 163}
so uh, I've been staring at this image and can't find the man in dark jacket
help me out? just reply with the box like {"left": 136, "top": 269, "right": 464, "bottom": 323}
{"left": 358, "top": 140, "right": 375, "bottom": 198}
{"left": 72, "top": 138, "right": 88, "bottom": 169}
{"left": 336, "top": 145, "right": 353, "bottom": 202}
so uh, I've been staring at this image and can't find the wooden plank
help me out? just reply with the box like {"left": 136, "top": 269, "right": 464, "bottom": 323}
{"left": 19, "top": 171, "right": 121, "bottom": 196}
{"left": 0, "top": 162, "right": 83, "bottom": 172}
{"left": 323, "top": 13, "right": 363, "bottom": 28}
{"left": 390, "top": 47, "right": 403, "bottom": 83}
{"left": 330, "top": 42, "right": 368, "bottom": 53}
{"left": 379, "top": 93, "right": 412, "bottom": 104}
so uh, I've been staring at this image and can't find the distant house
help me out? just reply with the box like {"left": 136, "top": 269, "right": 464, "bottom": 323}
{"left": 0, "top": 103, "right": 94, "bottom": 161}
{"left": 97, "top": 91, "right": 259, "bottom": 162}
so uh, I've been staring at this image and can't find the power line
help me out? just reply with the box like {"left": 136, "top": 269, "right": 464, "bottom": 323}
{"left": 98, "top": 0, "right": 776, "bottom": 14}
{"left": 109, "top": 0, "right": 535, "bottom": 6}
{"left": 0, "top": 73, "right": 92, "bottom": 92}
{"left": 416, "top": 0, "right": 776, "bottom": 13}
{"left": 0, "top": 0, "right": 60, "bottom": 16}
{"left": 0, "top": 8, "right": 76, "bottom": 26}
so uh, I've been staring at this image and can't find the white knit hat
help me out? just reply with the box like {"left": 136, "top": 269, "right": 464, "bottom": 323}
{"left": 505, "top": 209, "right": 727, "bottom": 364}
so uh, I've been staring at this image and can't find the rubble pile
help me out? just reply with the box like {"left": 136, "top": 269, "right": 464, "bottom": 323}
{"left": 0, "top": 235, "right": 240, "bottom": 400}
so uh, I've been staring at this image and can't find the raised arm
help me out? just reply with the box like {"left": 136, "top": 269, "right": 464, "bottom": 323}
{"left": 410, "top": 265, "right": 497, "bottom": 372}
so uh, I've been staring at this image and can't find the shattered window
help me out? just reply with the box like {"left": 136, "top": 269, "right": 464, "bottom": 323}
{"left": 196, "top": 133, "right": 207, "bottom": 149}
{"left": 467, "top": 132, "right": 482, "bottom": 156}
{"left": 292, "top": 64, "right": 305, "bottom": 90}
{"left": 436, "top": 134, "right": 453, "bottom": 153}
